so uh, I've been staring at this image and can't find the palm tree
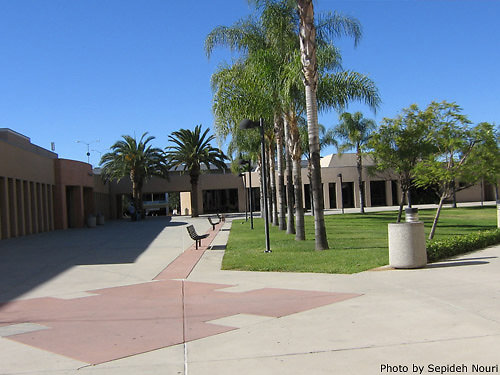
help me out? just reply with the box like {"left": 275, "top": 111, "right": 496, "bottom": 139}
{"left": 209, "top": 0, "right": 380, "bottom": 244}
{"left": 166, "top": 125, "right": 228, "bottom": 217}
{"left": 100, "top": 133, "right": 167, "bottom": 220}
{"left": 334, "top": 112, "right": 376, "bottom": 213}
{"left": 300, "top": 121, "right": 336, "bottom": 213}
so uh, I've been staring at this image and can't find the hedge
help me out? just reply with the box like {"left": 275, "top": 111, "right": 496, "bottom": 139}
{"left": 426, "top": 229, "right": 500, "bottom": 263}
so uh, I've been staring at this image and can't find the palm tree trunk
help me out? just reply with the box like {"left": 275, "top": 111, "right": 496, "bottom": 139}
{"left": 429, "top": 194, "right": 446, "bottom": 240}
{"left": 308, "top": 158, "right": 314, "bottom": 215}
{"left": 269, "top": 144, "right": 278, "bottom": 226}
{"left": 298, "top": 0, "right": 328, "bottom": 250}
{"left": 131, "top": 181, "right": 139, "bottom": 221}
{"left": 293, "top": 157, "right": 305, "bottom": 241}
{"left": 276, "top": 116, "right": 286, "bottom": 230}
{"left": 190, "top": 172, "right": 200, "bottom": 217}
{"left": 288, "top": 112, "right": 305, "bottom": 241}
{"left": 258, "top": 160, "right": 265, "bottom": 218}
{"left": 284, "top": 116, "right": 295, "bottom": 235}
{"left": 356, "top": 149, "right": 365, "bottom": 214}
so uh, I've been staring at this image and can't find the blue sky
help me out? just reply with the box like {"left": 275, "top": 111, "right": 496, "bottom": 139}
{"left": 1, "top": 0, "right": 498, "bottom": 166}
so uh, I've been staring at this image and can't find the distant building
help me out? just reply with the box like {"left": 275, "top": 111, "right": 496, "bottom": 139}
{"left": 0, "top": 128, "right": 496, "bottom": 240}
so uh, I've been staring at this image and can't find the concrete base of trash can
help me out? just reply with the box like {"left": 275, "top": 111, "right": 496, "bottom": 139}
{"left": 87, "top": 215, "right": 96, "bottom": 228}
{"left": 497, "top": 201, "right": 500, "bottom": 228}
{"left": 388, "top": 222, "right": 427, "bottom": 269}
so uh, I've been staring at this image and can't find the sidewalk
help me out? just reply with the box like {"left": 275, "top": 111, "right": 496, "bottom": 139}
{"left": 0, "top": 215, "right": 499, "bottom": 374}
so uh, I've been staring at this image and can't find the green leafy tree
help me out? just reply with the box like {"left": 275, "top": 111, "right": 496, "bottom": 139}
{"left": 100, "top": 133, "right": 167, "bottom": 220}
{"left": 413, "top": 101, "right": 491, "bottom": 239}
{"left": 369, "top": 104, "right": 435, "bottom": 222}
{"left": 166, "top": 125, "right": 228, "bottom": 217}
{"left": 462, "top": 122, "right": 500, "bottom": 200}
{"left": 334, "top": 111, "right": 376, "bottom": 213}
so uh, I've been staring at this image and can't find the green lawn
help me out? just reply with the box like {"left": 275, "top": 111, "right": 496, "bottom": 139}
{"left": 221, "top": 206, "right": 498, "bottom": 274}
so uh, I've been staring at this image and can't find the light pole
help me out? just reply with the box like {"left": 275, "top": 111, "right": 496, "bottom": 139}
{"left": 239, "top": 159, "right": 254, "bottom": 229}
{"left": 239, "top": 118, "right": 271, "bottom": 253}
{"left": 76, "top": 140, "right": 100, "bottom": 164}
{"left": 337, "top": 173, "right": 344, "bottom": 214}
{"left": 238, "top": 173, "right": 248, "bottom": 222}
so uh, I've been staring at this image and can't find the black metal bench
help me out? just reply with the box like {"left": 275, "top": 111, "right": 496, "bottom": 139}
{"left": 186, "top": 225, "right": 209, "bottom": 249}
{"left": 207, "top": 216, "right": 220, "bottom": 230}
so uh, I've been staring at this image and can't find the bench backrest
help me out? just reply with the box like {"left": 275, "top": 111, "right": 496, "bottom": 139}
{"left": 186, "top": 225, "right": 197, "bottom": 239}
{"left": 208, "top": 217, "right": 220, "bottom": 225}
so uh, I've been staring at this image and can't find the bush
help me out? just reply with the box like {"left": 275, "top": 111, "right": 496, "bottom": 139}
{"left": 426, "top": 229, "right": 500, "bottom": 263}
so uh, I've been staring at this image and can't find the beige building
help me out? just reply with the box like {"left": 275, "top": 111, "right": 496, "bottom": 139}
{"left": 1, "top": 128, "right": 496, "bottom": 240}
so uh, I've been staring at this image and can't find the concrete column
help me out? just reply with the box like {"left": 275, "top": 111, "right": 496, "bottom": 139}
{"left": 323, "top": 183, "right": 330, "bottom": 209}
{"left": 36, "top": 183, "right": 44, "bottom": 232}
{"left": 16, "top": 179, "right": 25, "bottom": 236}
{"left": 23, "top": 181, "right": 32, "bottom": 235}
{"left": 31, "top": 182, "right": 39, "bottom": 234}
{"left": 353, "top": 181, "right": 360, "bottom": 208}
{"left": 53, "top": 183, "right": 66, "bottom": 230}
{"left": 336, "top": 181, "right": 343, "bottom": 211}
{"left": 365, "top": 180, "right": 372, "bottom": 207}
{"left": 73, "top": 186, "right": 85, "bottom": 228}
{"left": 48, "top": 185, "right": 54, "bottom": 231}
{"left": 43, "top": 184, "right": 50, "bottom": 232}
{"left": 0, "top": 177, "right": 10, "bottom": 239}
{"left": 8, "top": 178, "right": 18, "bottom": 237}
{"left": 385, "top": 181, "right": 393, "bottom": 207}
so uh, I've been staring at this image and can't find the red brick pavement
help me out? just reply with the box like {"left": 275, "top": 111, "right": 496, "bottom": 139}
{"left": 0, "top": 222, "right": 360, "bottom": 364}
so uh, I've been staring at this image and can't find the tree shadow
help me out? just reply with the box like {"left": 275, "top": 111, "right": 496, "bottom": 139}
{"left": 0, "top": 217, "right": 186, "bottom": 303}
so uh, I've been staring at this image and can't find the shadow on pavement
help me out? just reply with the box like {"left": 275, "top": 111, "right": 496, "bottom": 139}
{"left": 0, "top": 217, "right": 186, "bottom": 303}
{"left": 426, "top": 260, "right": 490, "bottom": 268}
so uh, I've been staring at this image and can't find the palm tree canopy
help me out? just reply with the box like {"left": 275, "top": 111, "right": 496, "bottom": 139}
{"left": 100, "top": 132, "right": 167, "bottom": 183}
{"left": 166, "top": 125, "right": 228, "bottom": 175}
{"left": 334, "top": 111, "right": 377, "bottom": 153}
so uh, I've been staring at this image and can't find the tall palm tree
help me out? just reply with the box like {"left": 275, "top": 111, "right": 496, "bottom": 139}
{"left": 100, "top": 133, "right": 167, "bottom": 220}
{"left": 166, "top": 125, "right": 228, "bottom": 217}
{"left": 300, "top": 121, "right": 336, "bottom": 213}
{"left": 298, "top": 0, "right": 327, "bottom": 249}
{"left": 209, "top": 0, "right": 379, "bottom": 243}
{"left": 334, "top": 111, "right": 376, "bottom": 213}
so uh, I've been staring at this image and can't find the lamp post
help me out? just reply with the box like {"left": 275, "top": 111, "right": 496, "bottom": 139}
{"left": 239, "top": 159, "right": 254, "bottom": 229}
{"left": 238, "top": 173, "right": 248, "bottom": 222}
{"left": 337, "top": 173, "right": 344, "bottom": 214}
{"left": 76, "top": 139, "right": 100, "bottom": 164}
{"left": 239, "top": 118, "right": 271, "bottom": 253}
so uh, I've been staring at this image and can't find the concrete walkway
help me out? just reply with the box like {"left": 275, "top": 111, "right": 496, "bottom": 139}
{"left": 0, "top": 215, "right": 499, "bottom": 374}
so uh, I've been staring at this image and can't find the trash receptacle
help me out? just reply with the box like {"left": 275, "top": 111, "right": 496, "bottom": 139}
{"left": 388, "top": 208, "right": 427, "bottom": 269}
{"left": 87, "top": 215, "right": 96, "bottom": 228}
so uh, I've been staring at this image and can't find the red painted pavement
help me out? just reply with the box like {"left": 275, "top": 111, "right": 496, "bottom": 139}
{"left": 0, "top": 222, "right": 361, "bottom": 365}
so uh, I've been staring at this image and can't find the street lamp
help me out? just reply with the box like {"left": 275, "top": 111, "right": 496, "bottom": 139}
{"left": 239, "top": 158, "right": 254, "bottom": 229}
{"left": 337, "top": 173, "right": 344, "bottom": 214}
{"left": 76, "top": 139, "right": 100, "bottom": 164}
{"left": 239, "top": 118, "right": 271, "bottom": 253}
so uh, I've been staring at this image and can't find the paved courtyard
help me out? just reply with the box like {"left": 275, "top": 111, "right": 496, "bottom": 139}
{"left": 0, "top": 215, "right": 499, "bottom": 374}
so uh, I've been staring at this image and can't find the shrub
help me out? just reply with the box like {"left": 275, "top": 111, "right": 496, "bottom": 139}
{"left": 426, "top": 229, "right": 500, "bottom": 263}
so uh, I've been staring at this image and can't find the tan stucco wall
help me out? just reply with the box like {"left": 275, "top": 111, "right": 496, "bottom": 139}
{"left": 0, "top": 137, "right": 56, "bottom": 184}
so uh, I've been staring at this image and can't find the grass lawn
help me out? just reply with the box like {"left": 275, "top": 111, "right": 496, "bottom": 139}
{"left": 221, "top": 206, "right": 498, "bottom": 274}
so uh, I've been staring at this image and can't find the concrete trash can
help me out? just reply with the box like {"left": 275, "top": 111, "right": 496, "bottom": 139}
{"left": 388, "top": 208, "right": 427, "bottom": 269}
{"left": 87, "top": 215, "right": 97, "bottom": 228}
{"left": 97, "top": 214, "right": 105, "bottom": 225}
{"left": 497, "top": 200, "right": 500, "bottom": 228}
